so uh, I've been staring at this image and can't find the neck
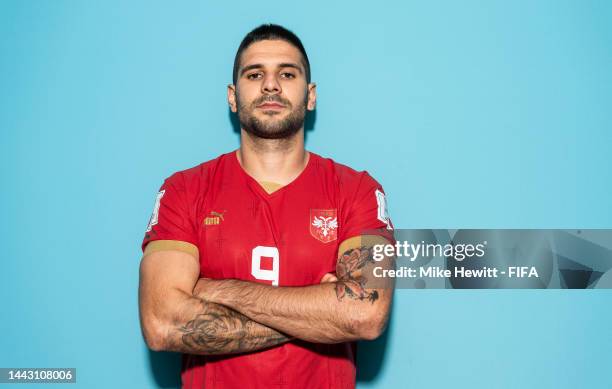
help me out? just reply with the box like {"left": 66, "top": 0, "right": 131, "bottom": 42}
{"left": 237, "top": 129, "right": 309, "bottom": 185}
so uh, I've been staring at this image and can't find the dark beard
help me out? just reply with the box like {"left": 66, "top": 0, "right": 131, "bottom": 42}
{"left": 237, "top": 95, "right": 307, "bottom": 140}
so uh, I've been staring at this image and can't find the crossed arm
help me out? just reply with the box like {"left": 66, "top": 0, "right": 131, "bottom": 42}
{"left": 139, "top": 248, "right": 291, "bottom": 355}
{"left": 138, "top": 236, "right": 394, "bottom": 355}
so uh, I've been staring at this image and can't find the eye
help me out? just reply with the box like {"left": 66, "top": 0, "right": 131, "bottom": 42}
{"left": 281, "top": 72, "right": 296, "bottom": 79}
{"left": 246, "top": 72, "right": 262, "bottom": 80}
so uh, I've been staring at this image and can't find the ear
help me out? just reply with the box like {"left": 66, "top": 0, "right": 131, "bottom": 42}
{"left": 307, "top": 83, "right": 317, "bottom": 111}
{"left": 227, "top": 84, "right": 237, "bottom": 113}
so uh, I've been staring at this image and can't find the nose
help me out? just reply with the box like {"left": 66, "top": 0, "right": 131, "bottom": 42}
{"left": 261, "top": 73, "right": 281, "bottom": 94}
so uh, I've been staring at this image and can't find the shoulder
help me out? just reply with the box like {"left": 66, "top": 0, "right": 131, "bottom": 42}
{"left": 310, "top": 152, "right": 382, "bottom": 190}
{"left": 162, "top": 152, "right": 233, "bottom": 189}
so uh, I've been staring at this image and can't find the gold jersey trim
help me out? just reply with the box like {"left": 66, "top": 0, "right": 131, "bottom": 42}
{"left": 258, "top": 181, "right": 283, "bottom": 194}
{"left": 143, "top": 240, "right": 199, "bottom": 259}
{"left": 338, "top": 235, "right": 391, "bottom": 258}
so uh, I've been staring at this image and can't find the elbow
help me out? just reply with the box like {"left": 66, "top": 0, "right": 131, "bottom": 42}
{"left": 144, "top": 332, "right": 166, "bottom": 352}
{"left": 141, "top": 318, "right": 168, "bottom": 352}
{"left": 354, "top": 310, "right": 389, "bottom": 341}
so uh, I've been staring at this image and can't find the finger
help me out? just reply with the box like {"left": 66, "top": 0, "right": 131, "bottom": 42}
{"left": 320, "top": 273, "right": 338, "bottom": 283}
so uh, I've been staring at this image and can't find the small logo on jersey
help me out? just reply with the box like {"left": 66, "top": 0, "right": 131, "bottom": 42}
{"left": 310, "top": 209, "right": 338, "bottom": 243}
{"left": 375, "top": 189, "right": 393, "bottom": 230}
{"left": 204, "top": 210, "right": 226, "bottom": 226}
{"left": 146, "top": 190, "right": 165, "bottom": 232}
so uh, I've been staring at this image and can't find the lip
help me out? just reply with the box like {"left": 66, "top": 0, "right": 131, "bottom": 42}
{"left": 258, "top": 103, "right": 285, "bottom": 109}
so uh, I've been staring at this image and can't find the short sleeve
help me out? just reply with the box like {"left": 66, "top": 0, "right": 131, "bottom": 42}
{"left": 339, "top": 173, "right": 394, "bottom": 243}
{"left": 141, "top": 172, "right": 198, "bottom": 253}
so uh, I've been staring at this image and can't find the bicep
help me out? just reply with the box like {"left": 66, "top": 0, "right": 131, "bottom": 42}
{"left": 139, "top": 240, "right": 200, "bottom": 323}
{"left": 335, "top": 235, "right": 395, "bottom": 302}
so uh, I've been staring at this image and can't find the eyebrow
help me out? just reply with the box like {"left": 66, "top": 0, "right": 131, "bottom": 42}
{"left": 240, "top": 62, "right": 304, "bottom": 77}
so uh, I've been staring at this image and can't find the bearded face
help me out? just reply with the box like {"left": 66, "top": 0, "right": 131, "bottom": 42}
{"left": 229, "top": 39, "right": 316, "bottom": 141}
{"left": 236, "top": 90, "right": 307, "bottom": 140}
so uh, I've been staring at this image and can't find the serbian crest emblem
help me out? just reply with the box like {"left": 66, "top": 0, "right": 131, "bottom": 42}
{"left": 310, "top": 209, "right": 338, "bottom": 243}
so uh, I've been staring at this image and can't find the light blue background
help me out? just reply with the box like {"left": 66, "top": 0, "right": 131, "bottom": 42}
{"left": 1, "top": 1, "right": 611, "bottom": 388}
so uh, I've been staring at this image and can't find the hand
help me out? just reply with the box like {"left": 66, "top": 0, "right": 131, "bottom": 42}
{"left": 320, "top": 273, "right": 338, "bottom": 283}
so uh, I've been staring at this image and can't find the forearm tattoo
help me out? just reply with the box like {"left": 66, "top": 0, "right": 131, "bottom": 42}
{"left": 335, "top": 246, "right": 379, "bottom": 303}
{"left": 175, "top": 301, "right": 289, "bottom": 355}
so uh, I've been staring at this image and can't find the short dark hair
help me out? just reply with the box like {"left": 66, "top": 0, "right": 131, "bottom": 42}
{"left": 232, "top": 24, "right": 311, "bottom": 85}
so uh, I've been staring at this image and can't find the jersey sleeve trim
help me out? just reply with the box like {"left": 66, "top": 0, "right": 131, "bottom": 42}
{"left": 337, "top": 234, "right": 392, "bottom": 258}
{"left": 143, "top": 240, "right": 199, "bottom": 259}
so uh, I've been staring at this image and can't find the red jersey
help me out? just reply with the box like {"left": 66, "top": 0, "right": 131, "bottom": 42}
{"left": 142, "top": 151, "right": 393, "bottom": 389}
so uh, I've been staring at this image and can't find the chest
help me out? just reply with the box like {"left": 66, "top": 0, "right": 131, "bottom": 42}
{"left": 194, "top": 185, "right": 342, "bottom": 286}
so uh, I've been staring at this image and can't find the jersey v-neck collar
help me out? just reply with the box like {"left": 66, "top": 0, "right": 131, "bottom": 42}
{"left": 230, "top": 150, "right": 315, "bottom": 199}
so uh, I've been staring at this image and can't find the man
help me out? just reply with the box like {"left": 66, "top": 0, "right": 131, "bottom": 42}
{"left": 139, "top": 24, "right": 395, "bottom": 389}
